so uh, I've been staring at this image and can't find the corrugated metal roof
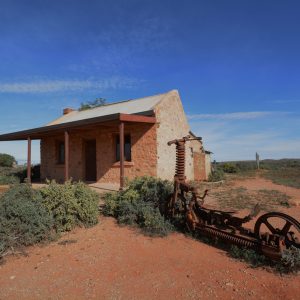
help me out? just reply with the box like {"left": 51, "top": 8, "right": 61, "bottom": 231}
{"left": 47, "top": 91, "right": 170, "bottom": 126}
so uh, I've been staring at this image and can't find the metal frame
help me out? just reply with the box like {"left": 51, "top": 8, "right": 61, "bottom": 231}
{"left": 165, "top": 135, "right": 300, "bottom": 260}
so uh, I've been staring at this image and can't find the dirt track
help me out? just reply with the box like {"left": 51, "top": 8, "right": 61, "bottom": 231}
{"left": 0, "top": 177, "right": 300, "bottom": 300}
{"left": 0, "top": 217, "right": 300, "bottom": 300}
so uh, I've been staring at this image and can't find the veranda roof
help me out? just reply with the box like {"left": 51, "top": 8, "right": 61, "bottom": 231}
{"left": 0, "top": 91, "right": 168, "bottom": 141}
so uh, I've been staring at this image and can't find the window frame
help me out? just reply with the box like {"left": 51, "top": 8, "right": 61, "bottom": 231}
{"left": 116, "top": 134, "right": 132, "bottom": 162}
{"left": 56, "top": 140, "right": 65, "bottom": 165}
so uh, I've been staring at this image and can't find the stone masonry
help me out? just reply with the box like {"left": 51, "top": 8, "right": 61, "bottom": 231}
{"left": 40, "top": 90, "right": 211, "bottom": 184}
{"left": 41, "top": 123, "right": 157, "bottom": 183}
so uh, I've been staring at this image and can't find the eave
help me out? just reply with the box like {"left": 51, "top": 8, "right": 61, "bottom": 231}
{"left": 0, "top": 111, "right": 156, "bottom": 141}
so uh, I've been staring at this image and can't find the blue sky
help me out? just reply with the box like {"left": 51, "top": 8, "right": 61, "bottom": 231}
{"left": 0, "top": 0, "right": 299, "bottom": 163}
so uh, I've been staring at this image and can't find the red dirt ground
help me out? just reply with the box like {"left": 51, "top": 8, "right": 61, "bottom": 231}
{"left": 0, "top": 177, "right": 300, "bottom": 300}
{"left": 231, "top": 176, "right": 300, "bottom": 207}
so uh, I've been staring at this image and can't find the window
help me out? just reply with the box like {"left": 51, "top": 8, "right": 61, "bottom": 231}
{"left": 116, "top": 134, "right": 132, "bottom": 162}
{"left": 57, "top": 141, "right": 65, "bottom": 164}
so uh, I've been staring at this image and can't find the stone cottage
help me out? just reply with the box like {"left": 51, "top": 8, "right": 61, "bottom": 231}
{"left": 0, "top": 90, "right": 211, "bottom": 187}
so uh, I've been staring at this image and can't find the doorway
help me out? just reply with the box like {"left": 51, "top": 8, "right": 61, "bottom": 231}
{"left": 85, "top": 140, "right": 97, "bottom": 182}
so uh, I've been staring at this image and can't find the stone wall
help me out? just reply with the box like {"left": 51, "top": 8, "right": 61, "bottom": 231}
{"left": 40, "top": 123, "right": 157, "bottom": 184}
{"left": 205, "top": 153, "right": 212, "bottom": 180}
{"left": 193, "top": 152, "right": 207, "bottom": 181}
{"left": 155, "top": 90, "right": 194, "bottom": 181}
{"left": 97, "top": 123, "right": 157, "bottom": 183}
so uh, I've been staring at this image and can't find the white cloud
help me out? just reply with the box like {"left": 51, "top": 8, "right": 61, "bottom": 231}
{"left": 188, "top": 111, "right": 288, "bottom": 121}
{"left": 0, "top": 77, "right": 140, "bottom": 93}
{"left": 190, "top": 114, "right": 300, "bottom": 161}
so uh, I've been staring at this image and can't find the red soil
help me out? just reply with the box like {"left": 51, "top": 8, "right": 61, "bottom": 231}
{"left": 0, "top": 177, "right": 300, "bottom": 300}
{"left": 232, "top": 176, "right": 300, "bottom": 207}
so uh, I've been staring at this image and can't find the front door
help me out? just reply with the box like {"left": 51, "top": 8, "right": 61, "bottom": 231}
{"left": 85, "top": 140, "right": 97, "bottom": 182}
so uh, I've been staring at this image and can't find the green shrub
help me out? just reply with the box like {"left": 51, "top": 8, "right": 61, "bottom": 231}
{"left": 40, "top": 181, "right": 99, "bottom": 232}
{"left": 216, "top": 161, "right": 256, "bottom": 173}
{"left": 139, "top": 205, "right": 173, "bottom": 236}
{"left": 208, "top": 168, "right": 224, "bottom": 182}
{"left": 0, "top": 154, "right": 16, "bottom": 167}
{"left": 278, "top": 246, "right": 300, "bottom": 273}
{"left": 103, "top": 176, "right": 173, "bottom": 236}
{"left": 229, "top": 245, "right": 267, "bottom": 267}
{"left": 0, "top": 166, "right": 21, "bottom": 184}
{"left": 0, "top": 174, "right": 19, "bottom": 184}
{"left": 127, "top": 176, "right": 173, "bottom": 206}
{"left": 221, "top": 163, "right": 238, "bottom": 173}
{"left": 0, "top": 184, "right": 53, "bottom": 258}
{"left": 73, "top": 181, "right": 100, "bottom": 227}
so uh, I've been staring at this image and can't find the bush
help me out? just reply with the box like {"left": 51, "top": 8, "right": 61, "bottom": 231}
{"left": 127, "top": 176, "right": 173, "bottom": 207}
{"left": 0, "top": 184, "right": 53, "bottom": 258}
{"left": 0, "top": 154, "right": 16, "bottom": 167}
{"left": 278, "top": 246, "right": 300, "bottom": 273}
{"left": 208, "top": 168, "right": 224, "bottom": 182}
{"left": 40, "top": 181, "right": 99, "bottom": 232}
{"left": 221, "top": 163, "right": 238, "bottom": 173}
{"left": 103, "top": 176, "right": 173, "bottom": 236}
{"left": 217, "top": 161, "right": 257, "bottom": 173}
{"left": 0, "top": 166, "right": 22, "bottom": 184}
{"left": 0, "top": 174, "right": 19, "bottom": 184}
{"left": 229, "top": 245, "right": 267, "bottom": 267}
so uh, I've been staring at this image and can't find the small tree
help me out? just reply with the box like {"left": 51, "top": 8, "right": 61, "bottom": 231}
{"left": 79, "top": 98, "right": 106, "bottom": 111}
{"left": 0, "top": 153, "right": 16, "bottom": 167}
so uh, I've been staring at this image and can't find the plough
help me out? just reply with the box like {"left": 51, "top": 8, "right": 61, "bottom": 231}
{"left": 163, "top": 135, "right": 300, "bottom": 260}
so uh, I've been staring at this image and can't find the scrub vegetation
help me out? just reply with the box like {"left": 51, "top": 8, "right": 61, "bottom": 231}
{"left": 0, "top": 182, "right": 99, "bottom": 261}
{"left": 0, "top": 153, "right": 41, "bottom": 185}
{"left": 211, "top": 188, "right": 291, "bottom": 211}
{"left": 216, "top": 159, "right": 300, "bottom": 189}
{"left": 103, "top": 176, "right": 173, "bottom": 236}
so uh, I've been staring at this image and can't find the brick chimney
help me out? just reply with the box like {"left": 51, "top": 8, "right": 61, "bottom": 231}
{"left": 63, "top": 108, "right": 75, "bottom": 115}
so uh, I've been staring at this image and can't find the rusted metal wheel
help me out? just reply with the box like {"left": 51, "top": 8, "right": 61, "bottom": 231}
{"left": 254, "top": 212, "right": 300, "bottom": 249}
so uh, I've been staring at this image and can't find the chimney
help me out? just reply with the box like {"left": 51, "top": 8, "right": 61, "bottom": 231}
{"left": 63, "top": 108, "right": 75, "bottom": 115}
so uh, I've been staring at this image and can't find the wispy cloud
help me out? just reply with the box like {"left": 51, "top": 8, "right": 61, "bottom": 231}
{"left": 189, "top": 112, "right": 300, "bottom": 161}
{"left": 0, "top": 77, "right": 140, "bottom": 93}
{"left": 67, "top": 16, "right": 173, "bottom": 74}
{"left": 188, "top": 111, "right": 289, "bottom": 121}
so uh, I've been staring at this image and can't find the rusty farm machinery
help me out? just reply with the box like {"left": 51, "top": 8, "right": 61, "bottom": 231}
{"left": 163, "top": 135, "right": 300, "bottom": 260}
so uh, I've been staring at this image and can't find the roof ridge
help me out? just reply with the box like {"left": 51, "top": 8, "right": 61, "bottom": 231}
{"left": 45, "top": 90, "right": 176, "bottom": 126}
{"left": 75, "top": 90, "right": 172, "bottom": 113}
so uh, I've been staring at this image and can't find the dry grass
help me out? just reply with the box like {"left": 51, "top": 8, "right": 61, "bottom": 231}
{"left": 263, "top": 168, "right": 300, "bottom": 189}
{"left": 211, "top": 188, "right": 291, "bottom": 212}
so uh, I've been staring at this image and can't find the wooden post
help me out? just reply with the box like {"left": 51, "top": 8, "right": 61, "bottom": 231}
{"left": 65, "top": 131, "right": 70, "bottom": 182}
{"left": 119, "top": 122, "right": 125, "bottom": 190}
{"left": 27, "top": 137, "right": 31, "bottom": 184}
{"left": 256, "top": 152, "right": 260, "bottom": 170}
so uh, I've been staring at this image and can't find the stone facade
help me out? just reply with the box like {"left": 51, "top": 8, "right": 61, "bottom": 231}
{"left": 155, "top": 90, "right": 196, "bottom": 181}
{"left": 205, "top": 153, "right": 212, "bottom": 180}
{"left": 193, "top": 152, "right": 207, "bottom": 181}
{"left": 40, "top": 90, "right": 211, "bottom": 184}
{"left": 41, "top": 123, "right": 157, "bottom": 184}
